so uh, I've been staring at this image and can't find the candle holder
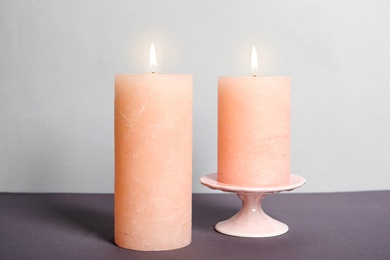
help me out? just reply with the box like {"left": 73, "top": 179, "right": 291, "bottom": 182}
{"left": 200, "top": 173, "right": 306, "bottom": 238}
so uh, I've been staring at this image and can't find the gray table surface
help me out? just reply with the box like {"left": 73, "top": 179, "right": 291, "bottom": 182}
{"left": 1, "top": 191, "right": 389, "bottom": 259}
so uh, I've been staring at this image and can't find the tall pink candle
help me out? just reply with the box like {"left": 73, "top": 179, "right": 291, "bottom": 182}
{"left": 217, "top": 48, "right": 290, "bottom": 187}
{"left": 114, "top": 70, "right": 192, "bottom": 249}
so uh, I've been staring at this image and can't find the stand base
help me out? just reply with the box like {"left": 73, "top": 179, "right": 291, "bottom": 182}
{"left": 200, "top": 173, "right": 306, "bottom": 238}
{"left": 215, "top": 193, "right": 288, "bottom": 237}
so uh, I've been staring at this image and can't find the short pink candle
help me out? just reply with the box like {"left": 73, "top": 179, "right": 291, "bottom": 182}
{"left": 218, "top": 48, "right": 290, "bottom": 187}
{"left": 114, "top": 45, "right": 192, "bottom": 251}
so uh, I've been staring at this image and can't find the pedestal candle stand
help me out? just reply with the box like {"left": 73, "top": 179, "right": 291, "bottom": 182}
{"left": 200, "top": 173, "right": 306, "bottom": 238}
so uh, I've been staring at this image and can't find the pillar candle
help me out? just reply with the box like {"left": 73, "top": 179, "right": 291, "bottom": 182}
{"left": 217, "top": 48, "right": 290, "bottom": 187}
{"left": 114, "top": 73, "right": 192, "bottom": 251}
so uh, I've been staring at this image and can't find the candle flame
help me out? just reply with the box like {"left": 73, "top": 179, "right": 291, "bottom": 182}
{"left": 150, "top": 43, "right": 157, "bottom": 73}
{"left": 251, "top": 46, "right": 258, "bottom": 77}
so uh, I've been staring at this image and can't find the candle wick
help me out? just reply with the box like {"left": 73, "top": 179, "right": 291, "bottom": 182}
{"left": 253, "top": 74, "right": 257, "bottom": 77}
{"left": 152, "top": 71, "right": 155, "bottom": 74}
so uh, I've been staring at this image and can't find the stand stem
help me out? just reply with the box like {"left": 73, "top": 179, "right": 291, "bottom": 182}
{"left": 215, "top": 193, "right": 288, "bottom": 237}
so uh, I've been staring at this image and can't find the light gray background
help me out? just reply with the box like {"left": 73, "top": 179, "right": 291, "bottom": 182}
{"left": 1, "top": 0, "right": 390, "bottom": 193}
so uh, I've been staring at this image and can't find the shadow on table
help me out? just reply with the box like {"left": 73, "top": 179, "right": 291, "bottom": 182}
{"left": 192, "top": 193, "right": 241, "bottom": 231}
{"left": 39, "top": 194, "right": 114, "bottom": 244}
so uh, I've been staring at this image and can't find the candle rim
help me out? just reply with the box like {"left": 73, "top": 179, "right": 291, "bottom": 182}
{"left": 115, "top": 73, "right": 192, "bottom": 77}
{"left": 218, "top": 76, "right": 290, "bottom": 80}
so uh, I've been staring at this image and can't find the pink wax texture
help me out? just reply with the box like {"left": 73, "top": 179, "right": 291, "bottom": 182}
{"left": 114, "top": 74, "right": 192, "bottom": 251}
{"left": 218, "top": 77, "right": 290, "bottom": 187}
